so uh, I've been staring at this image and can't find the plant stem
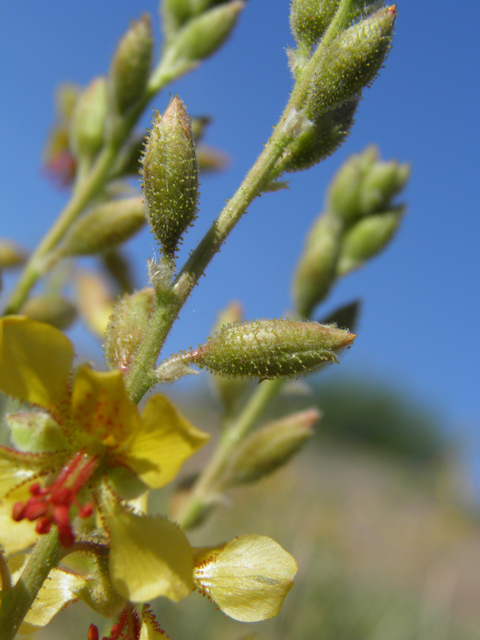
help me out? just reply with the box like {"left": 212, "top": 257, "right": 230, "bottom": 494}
{"left": 125, "top": 108, "right": 302, "bottom": 403}
{"left": 0, "top": 529, "right": 61, "bottom": 640}
{"left": 177, "top": 378, "right": 284, "bottom": 529}
{"left": 2, "top": 57, "right": 178, "bottom": 317}
{"left": 0, "top": 550, "right": 11, "bottom": 591}
{"left": 3, "top": 144, "right": 118, "bottom": 315}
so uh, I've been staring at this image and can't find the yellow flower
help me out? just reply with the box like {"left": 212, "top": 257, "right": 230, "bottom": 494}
{"left": 0, "top": 316, "right": 209, "bottom": 602}
{"left": 0, "top": 316, "right": 299, "bottom": 627}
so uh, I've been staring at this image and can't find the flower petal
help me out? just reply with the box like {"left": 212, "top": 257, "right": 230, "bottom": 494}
{"left": 194, "top": 534, "right": 298, "bottom": 622}
{"left": 0, "top": 316, "right": 74, "bottom": 410}
{"left": 106, "top": 502, "right": 194, "bottom": 603}
{"left": 0, "top": 488, "right": 38, "bottom": 555}
{"left": 71, "top": 365, "right": 140, "bottom": 447}
{"left": 19, "top": 567, "right": 87, "bottom": 633}
{"left": 139, "top": 605, "right": 168, "bottom": 640}
{"left": 121, "top": 394, "right": 210, "bottom": 489}
{"left": 0, "top": 447, "right": 57, "bottom": 497}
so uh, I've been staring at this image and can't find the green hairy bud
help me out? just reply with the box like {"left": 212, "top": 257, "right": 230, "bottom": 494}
{"left": 104, "top": 288, "right": 156, "bottom": 373}
{"left": 209, "top": 301, "right": 251, "bottom": 412}
{"left": 274, "top": 99, "right": 358, "bottom": 176}
{"left": 57, "top": 197, "right": 145, "bottom": 257}
{"left": 226, "top": 409, "right": 319, "bottom": 485}
{"left": 187, "top": 319, "right": 355, "bottom": 379}
{"left": 290, "top": 0, "right": 341, "bottom": 51}
{"left": 70, "top": 77, "right": 108, "bottom": 161}
{"left": 305, "top": 6, "right": 396, "bottom": 119}
{"left": 162, "top": 1, "right": 244, "bottom": 70}
{"left": 110, "top": 14, "right": 153, "bottom": 114}
{"left": 337, "top": 206, "right": 405, "bottom": 275}
{"left": 141, "top": 97, "right": 199, "bottom": 257}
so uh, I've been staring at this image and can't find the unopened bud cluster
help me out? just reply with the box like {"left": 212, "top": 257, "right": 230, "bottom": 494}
{"left": 275, "top": 1, "right": 396, "bottom": 177}
{"left": 293, "top": 146, "right": 410, "bottom": 318}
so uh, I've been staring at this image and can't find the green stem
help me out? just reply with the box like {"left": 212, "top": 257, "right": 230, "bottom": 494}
{"left": 177, "top": 378, "right": 284, "bottom": 529}
{"left": 3, "top": 143, "right": 118, "bottom": 315}
{"left": 2, "top": 55, "right": 179, "bottom": 318}
{"left": 121, "top": 2, "right": 364, "bottom": 403}
{"left": 125, "top": 101, "right": 306, "bottom": 403}
{"left": 0, "top": 550, "right": 11, "bottom": 591}
{"left": 0, "top": 529, "right": 61, "bottom": 640}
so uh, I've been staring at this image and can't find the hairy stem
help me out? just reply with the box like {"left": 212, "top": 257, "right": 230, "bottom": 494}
{"left": 0, "top": 529, "right": 61, "bottom": 640}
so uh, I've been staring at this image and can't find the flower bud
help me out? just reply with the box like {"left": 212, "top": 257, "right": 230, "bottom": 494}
{"left": 292, "top": 213, "right": 343, "bottom": 318}
{"left": 196, "top": 144, "right": 229, "bottom": 173}
{"left": 190, "top": 115, "right": 211, "bottom": 141}
{"left": 57, "top": 197, "right": 145, "bottom": 258}
{"left": 290, "top": 0, "right": 340, "bottom": 51}
{"left": 104, "top": 288, "right": 156, "bottom": 373}
{"left": 42, "top": 83, "right": 81, "bottom": 186}
{"left": 226, "top": 409, "right": 319, "bottom": 485}
{"left": 359, "top": 160, "right": 411, "bottom": 215}
{"left": 0, "top": 239, "right": 28, "bottom": 269}
{"left": 76, "top": 270, "right": 115, "bottom": 337}
{"left": 70, "top": 77, "right": 108, "bottom": 161}
{"left": 328, "top": 145, "right": 410, "bottom": 224}
{"left": 102, "top": 248, "right": 135, "bottom": 295}
{"left": 163, "top": 1, "right": 244, "bottom": 69}
{"left": 304, "top": 6, "right": 396, "bottom": 120}
{"left": 161, "top": 0, "right": 195, "bottom": 39}
{"left": 273, "top": 99, "right": 358, "bottom": 176}
{"left": 336, "top": 207, "right": 404, "bottom": 275}
{"left": 327, "top": 145, "right": 378, "bottom": 223}
{"left": 209, "top": 302, "right": 251, "bottom": 412}
{"left": 110, "top": 15, "right": 153, "bottom": 114}
{"left": 187, "top": 319, "right": 355, "bottom": 379}
{"left": 141, "top": 98, "right": 199, "bottom": 257}
{"left": 21, "top": 295, "right": 77, "bottom": 330}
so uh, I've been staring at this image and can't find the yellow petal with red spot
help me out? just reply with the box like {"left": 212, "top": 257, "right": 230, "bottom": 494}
{"left": 71, "top": 365, "right": 140, "bottom": 447}
{"left": 120, "top": 394, "right": 210, "bottom": 489}
{"left": 106, "top": 502, "right": 194, "bottom": 603}
{"left": 0, "top": 316, "right": 74, "bottom": 410}
{"left": 194, "top": 534, "right": 298, "bottom": 622}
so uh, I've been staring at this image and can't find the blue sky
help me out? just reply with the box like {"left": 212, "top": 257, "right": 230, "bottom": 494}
{"left": 1, "top": 2, "right": 479, "bottom": 484}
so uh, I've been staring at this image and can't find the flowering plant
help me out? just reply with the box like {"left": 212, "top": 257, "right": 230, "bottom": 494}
{"left": 0, "top": 1, "right": 408, "bottom": 638}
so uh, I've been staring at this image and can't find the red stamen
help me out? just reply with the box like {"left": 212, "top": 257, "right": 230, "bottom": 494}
{"left": 36, "top": 517, "right": 52, "bottom": 534}
{"left": 12, "top": 502, "right": 26, "bottom": 521}
{"left": 88, "top": 624, "right": 99, "bottom": 640}
{"left": 11, "top": 452, "right": 98, "bottom": 547}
